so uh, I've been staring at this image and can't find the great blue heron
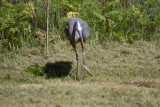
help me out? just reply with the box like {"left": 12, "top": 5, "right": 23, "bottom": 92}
{"left": 65, "top": 17, "right": 90, "bottom": 80}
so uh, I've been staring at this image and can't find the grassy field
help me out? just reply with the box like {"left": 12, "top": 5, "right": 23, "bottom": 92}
{"left": 0, "top": 40, "right": 160, "bottom": 107}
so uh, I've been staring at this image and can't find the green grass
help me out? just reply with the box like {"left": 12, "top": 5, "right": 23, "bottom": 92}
{"left": 0, "top": 40, "right": 160, "bottom": 106}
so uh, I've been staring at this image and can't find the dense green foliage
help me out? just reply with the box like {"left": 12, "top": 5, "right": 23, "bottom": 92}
{"left": 25, "top": 63, "right": 44, "bottom": 76}
{"left": 0, "top": 0, "right": 36, "bottom": 49}
{"left": 0, "top": 0, "right": 160, "bottom": 49}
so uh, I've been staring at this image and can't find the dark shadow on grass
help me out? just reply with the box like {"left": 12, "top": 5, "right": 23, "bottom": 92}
{"left": 44, "top": 61, "right": 72, "bottom": 78}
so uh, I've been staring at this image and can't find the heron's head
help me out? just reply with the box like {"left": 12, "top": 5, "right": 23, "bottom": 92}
{"left": 74, "top": 21, "right": 82, "bottom": 41}
{"left": 75, "top": 21, "right": 82, "bottom": 31}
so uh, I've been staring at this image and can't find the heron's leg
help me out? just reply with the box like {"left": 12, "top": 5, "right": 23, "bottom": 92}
{"left": 81, "top": 42, "right": 85, "bottom": 80}
{"left": 76, "top": 50, "right": 79, "bottom": 80}
{"left": 73, "top": 46, "right": 79, "bottom": 80}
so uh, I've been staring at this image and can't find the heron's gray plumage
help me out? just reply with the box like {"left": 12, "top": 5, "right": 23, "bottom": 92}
{"left": 65, "top": 17, "right": 90, "bottom": 80}
{"left": 65, "top": 17, "right": 90, "bottom": 46}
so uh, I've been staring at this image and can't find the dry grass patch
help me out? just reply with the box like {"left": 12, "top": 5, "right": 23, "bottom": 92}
{"left": 0, "top": 40, "right": 160, "bottom": 106}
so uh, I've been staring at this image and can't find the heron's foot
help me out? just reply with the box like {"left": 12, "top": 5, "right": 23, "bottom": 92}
{"left": 76, "top": 69, "right": 79, "bottom": 81}
{"left": 80, "top": 80, "right": 85, "bottom": 84}
{"left": 81, "top": 69, "right": 84, "bottom": 81}
{"left": 76, "top": 76, "right": 79, "bottom": 81}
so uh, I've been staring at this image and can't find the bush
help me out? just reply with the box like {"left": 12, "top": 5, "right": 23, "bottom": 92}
{"left": 1, "top": 0, "right": 160, "bottom": 49}
{"left": 0, "top": 0, "right": 36, "bottom": 49}
{"left": 24, "top": 63, "right": 44, "bottom": 76}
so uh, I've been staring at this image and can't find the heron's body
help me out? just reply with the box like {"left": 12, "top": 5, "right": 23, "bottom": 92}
{"left": 65, "top": 17, "right": 89, "bottom": 45}
{"left": 65, "top": 17, "right": 90, "bottom": 80}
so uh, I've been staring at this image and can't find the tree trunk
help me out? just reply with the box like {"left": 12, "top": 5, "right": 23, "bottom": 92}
{"left": 46, "top": 0, "right": 49, "bottom": 54}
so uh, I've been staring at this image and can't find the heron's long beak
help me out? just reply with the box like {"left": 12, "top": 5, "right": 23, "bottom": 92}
{"left": 74, "top": 29, "right": 82, "bottom": 41}
{"left": 77, "top": 21, "right": 82, "bottom": 37}
{"left": 77, "top": 30, "right": 82, "bottom": 38}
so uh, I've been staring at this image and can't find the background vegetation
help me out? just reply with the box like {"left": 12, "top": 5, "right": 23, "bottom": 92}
{"left": 0, "top": 0, "right": 160, "bottom": 50}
